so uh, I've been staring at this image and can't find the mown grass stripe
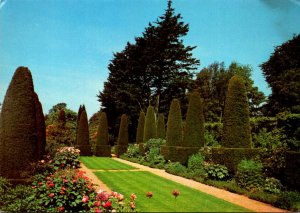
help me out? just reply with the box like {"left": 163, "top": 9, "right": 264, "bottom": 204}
{"left": 94, "top": 171, "right": 251, "bottom": 212}
{"left": 80, "top": 157, "right": 136, "bottom": 170}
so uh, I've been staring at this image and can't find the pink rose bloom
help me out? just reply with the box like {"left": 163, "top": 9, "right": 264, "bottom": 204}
{"left": 117, "top": 193, "right": 124, "bottom": 201}
{"left": 48, "top": 193, "right": 55, "bottom": 198}
{"left": 130, "top": 193, "right": 137, "bottom": 200}
{"left": 130, "top": 201, "right": 136, "bottom": 209}
{"left": 82, "top": 195, "right": 89, "bottom": 203}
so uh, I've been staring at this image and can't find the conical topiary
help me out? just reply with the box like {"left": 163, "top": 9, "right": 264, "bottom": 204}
{"left": 161, "top": 99, "right": 188, "bottom": 164}
{"left": 0, "top": 67, "right": 38, "bottom": 179}
{"left": 222, "top": 76, "right": 251, "bottom": 148}
{"left": 95, "top": 111, "right": 111, "bottom": 157}
{"left": 156, "top": 113, "right": 166, "bottom": 139}
{"left": 183, "top": 91, "right": 205, "bottom": 147}
{"left": 76, "top": 109, "right": 92, "bottom": 156}
{"left": 136, "top": 111, "right": 145, "bottom": 144}
{"left": 166, "top": 99, "right": 183, "bottom": 146}
{"left": 143, "top": 105, "right": 157, "bottom": 142}
{"left": 75, "top": 105, "right": 85, "bottom": 144}
{"left": 115, "top": 114, "right": 129, "bottom": 157}
{"left": 34, "top": 92, "right": 46, "bottom": 160}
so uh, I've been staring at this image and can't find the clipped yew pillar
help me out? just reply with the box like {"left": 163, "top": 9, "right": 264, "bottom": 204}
{"left": 95, "top": 112, "right": 111, "bottom": 157}
{"left": 140, "top": 106, "right": 156, "bottom": 154}
{"left": 156, "top": 113, "right": 166, "bottom": 139}
{"left": 34, "top": 92, "right": 46, "bottom": 160}
{"left": 115, "top": 114, "right": 129, "bottom": 157}
{"left": 76, "top": 109, "right": 92, "bottom": 156}
{"left": 0, "top": 67, "right": 38, "bottom": 179}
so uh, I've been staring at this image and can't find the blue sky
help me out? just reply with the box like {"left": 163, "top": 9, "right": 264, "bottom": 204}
{"left": 0, "top": 0, "right": 300, "bottom": 118}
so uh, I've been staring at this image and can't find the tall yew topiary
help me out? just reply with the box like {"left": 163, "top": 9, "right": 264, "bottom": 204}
{"left": 183, "top": 91, "right": 205, "bottom": 147}
{"left": 156, "top": 113, "right": 166, "bottom": 139}
{"left": 95, "top": 111, "right": 111, "bottom": 157}
{"left": 76, "top": 109, "right": 92, "bottom": 156}
{"left": 34, "top": 92, "right": 46, "bottom": 160}
{"left": 75, "top": 105, "right": 85, "bottom": 144}
{"left": 115, "top": 114, "right": 129, "bottom": 157}
{"left": 143, "top": 105, "right": 157, "bottom": 142}
{"left": 222, "top": 75, "right": 251, "bottom": 148}
{"left": 0, "top": 67, "right": 38, "bottom": 179}
{"left": 136, "top": 111, "right": 145, "bottom": 144}
{"left": 161, "top": 99, "right": 192, "bottom": 164}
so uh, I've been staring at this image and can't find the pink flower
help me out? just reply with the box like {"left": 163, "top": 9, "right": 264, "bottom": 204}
{"left": 94, "top": 201, "right": 101, "bottom": 207}
{"left": 72, "top": 179, "right": 77, "bottom": 183}
{"left": 47, "top": 182, "right": 54, "bottom": 188}
{"left": 130, "top": 193, "right": 137, "bottom": 200}
{"left": 97, "top": 191, "right": 109, "bottom": 201}
{"left": 130, "top": 201, "right": 136, "bottom": 209}
{"left": 48, "top": 193, "right": 55, "bottom": 198}
{"left": 111, "top": 191, "right": 118, "bottom": 198}
{"left": 63, "top": 179, "right": 68, "bottom": 183}
{"left": 103, "top": 201, "right": 112, "bottom": 209}
{"left": 117, "top": 193, "right": 124, "bottom": 201}
{"left": 94, "top": 208, "right": 102, "bottom": 213}
{"left": 82, "top": 195, "right": 89, "bottom": 203}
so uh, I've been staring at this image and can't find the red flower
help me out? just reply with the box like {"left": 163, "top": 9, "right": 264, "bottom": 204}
{"left": 146, "top": 191, "right": 153, "bottom": 198}
{"left": 82, "top": 195, "right": 89, "bottom": 203}
{"left": 72, "top": 179, "right": 77, "bottom": 183}
{"left": 48, "top": 193, "right": 55, "bottom": 198}
{"left": 57, "top": 206, "right": 64, "bottom": 212}
{"left": 38, "top": 182, "right": 43, "bottom": 185}
{"left": 94, "top": 208, "right": 101, "bottom": 213}
{"left": 94, "top": 201, "right": 101, "bottom": 207}
{"left": 102, "top": 201, "right": 112, "bottom": 209}
{"left": 63, "top": 179, "right": 68, "bottom": 183}
{"left": 172, "top": 189, "right": 180, "bottom": 198}
{"left": 47, "top": 182, "right": 54, "bottom": 188}
{"left": 61, "top": 163, "right": 65, "bottom": 167}
{"left": 130, "top": 193, "right": 137, "bottom": 200}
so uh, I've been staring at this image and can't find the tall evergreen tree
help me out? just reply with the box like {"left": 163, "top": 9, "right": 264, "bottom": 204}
{"left": 0, "top": 67, "right": 38, "bottom": 179}
{"left": 115, "top": 114, "right": 129, "bottom": 157}
{"left": 222, "top": 76, "right": 251, "bottom": 148}
{"left": 75, "top": 105, "right": 85, "bottom": 144}
{"left": 143, "top": 106, "right": 157, "bottom": 143}
{"left": 260, "top": 34, "right": 300, "bottom": 115}
{"left": 98, "top": 0, "right": 199, "bottom": 142}
{"left": 156, "top": 113, "right": 166, "bottom": 139}
{"left": 34, "top": 92, "right": 46, "bottom": 160}
{"left": 183, "top": 91, "right": 205, "bottom": 147}
{"left": 136, "top": 111, "right": 145, "bottom": 144}
{"left": 95, "top": 112, "right": 111, "bottom": 157}
{"left": 76, "top": 109, "right": 91, "bottom": 156}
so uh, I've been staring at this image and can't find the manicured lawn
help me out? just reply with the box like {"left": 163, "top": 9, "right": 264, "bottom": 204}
{"left": 94, "top": 170, "right": 251, "bottom": 212}
{"left": 80, "top": 156, "right": 137, "bottom": 170}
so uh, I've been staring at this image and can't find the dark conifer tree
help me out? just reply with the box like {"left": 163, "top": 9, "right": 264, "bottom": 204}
{"left": 76, "top": 109, "right": 92, "bottom": 156}
{"left": 115, "top": 114, "right": 129, "bottom": 157}
{"left": 0, "top": 67, "right": 38, "bottom": 179}
{"left": 183, "top": 91, "right": 205, "bottom": 147}
{"left": 222, "top": 76, "right": 251, "bottom": 148}
{"left": 95, "top": 112, "right": 111, "bottom": 157}
{"left": 136, "top": 111, "right": 145, "bottom": 144}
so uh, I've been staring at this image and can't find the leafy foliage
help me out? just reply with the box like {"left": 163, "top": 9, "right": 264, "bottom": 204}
{"left": 205, "top": 164, "right": 229, "bottom": 180}
{"left": 261, "top": 34, "right": 300, "bottom": 115}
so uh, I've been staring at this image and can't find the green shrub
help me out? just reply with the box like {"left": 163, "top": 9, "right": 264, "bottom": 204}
{"left": 0, "top": 176, "right": 11, "bottom": 207}
{"left": 187, "top": 153, "right": 205, "bottom": 171}
{"left": 235, "top": 159, "right": 264, "bottom": 191}
{"left": 144, "top": 138, "right": 166, "bottom": 151}
{"left": 275, "top": 191, "right": 300, "bottom": 211}
{"left": 34, "top": 92, "right": 46, "bottom": 160}
{"left": 205, "top": 163, "right": 229, "bottom": 180}
{"left": 222, "top": 75, "right": 251, "bottom": 148}
{"left": 52, "top": 147, "right": 81, "bottom": 170}
{"left": 252, "top": 128, "right": 285, "bottom": 149}
{"left": 116, "top": 114, "right": 129, "bottom": 157}
{"left": 204, "top": 130, "right": 220, "bottom": 147}
{"left": 165, "top": 162, "right": 187, "bottom": 176}
{"left": 123, "top": 144, "right": 140, "bottom": 158}
{"left": 204, "top": 122, "right": 223, "bottom": 144}
{"left": 95, "top": 112, "right": 111, "bottom": 157}
{"left": 263, "top": 177, "right": 283, "bottom": 194}
{"left": 183, "top": 91, "right": 205, "bottom": 147}
{"left": 1, "top": 185, "right": 39, "bottom": 212}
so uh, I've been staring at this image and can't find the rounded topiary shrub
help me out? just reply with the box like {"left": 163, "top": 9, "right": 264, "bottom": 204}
{"left": 76, "top": 109, "right": 92, "bottom": 156}
{"left": 0, "top": 67, "right": 38, "bottom": 179}
{"left": 222, "top": 75, "right": 251, "bottom": 148}
{"left": 115, "top": 114, "right": 129, "bottom": 157}
{"left": 95, "top": 112, "right": 111, "bottom": 157}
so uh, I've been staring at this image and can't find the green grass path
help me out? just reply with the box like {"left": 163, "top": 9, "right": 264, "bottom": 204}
{"left": 81, "top": 157, "right": 250, "bottom": 212}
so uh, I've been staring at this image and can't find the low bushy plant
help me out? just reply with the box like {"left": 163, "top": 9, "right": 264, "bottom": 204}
{"left": 275, "top": 191, "right": 300, "bottom": 211}
{"left": 187, "top": 153, "right": 205, "bottom": 171}
{"left": 263, "top": 177, "right": 283, "bottom": 194}
{"left": 235, "top": 159, "right": 264, "bottom": 191}
{"left": 144, "top": 138, "right": 166, "bottom": 151}
{"left": 52, "top": 147, "right": 81, "bottom": 170}
{"left": 123, "top": 144, "right": 140, "bottom": 158}
{"left": 165, "top": 162, "right": 187, "bottom": 176}
{"left": 205, "top": 163, "right": 229, "bottom": 180}
{"left": 204, "top": 130, "right": 220, "bottom": 147}
{"left": 0, "top": 177, "right": 11, "bottom": 208}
